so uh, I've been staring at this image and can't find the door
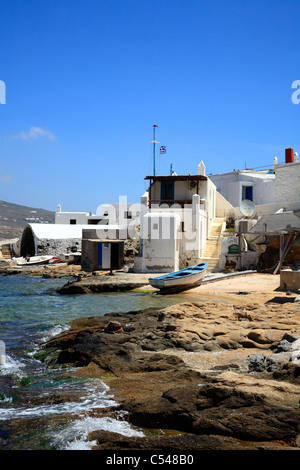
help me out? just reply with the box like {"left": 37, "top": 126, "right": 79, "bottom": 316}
{"left": 161, "top": 180, "right": 174, "bottom": 204}
{"left": 246, "top": 186, "right": 253, "bottom": 201}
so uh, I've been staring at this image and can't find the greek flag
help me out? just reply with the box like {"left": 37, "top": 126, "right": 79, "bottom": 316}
{"left": 160, "top": 146, "right": 166, "bottom": 154}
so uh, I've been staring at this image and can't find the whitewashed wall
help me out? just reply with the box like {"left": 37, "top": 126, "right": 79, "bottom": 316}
{"left": 209, "top": 171, "right": 275, "bottom": 207}
{"left": 55, "top": 212, "right": 91, "bottom": 224}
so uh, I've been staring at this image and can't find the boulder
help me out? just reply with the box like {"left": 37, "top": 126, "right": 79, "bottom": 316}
{"left": 124, "top": 374, "right": 300, "bottom": 441}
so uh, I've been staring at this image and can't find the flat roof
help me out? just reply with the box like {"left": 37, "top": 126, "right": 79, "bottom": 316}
{"left": 209, "top": 170, "right": 275, "bottom": 179}
{"left": 145, "top": 174, "right": 207, "bottom": 181}
{"left": 22, "top": 224, "right": 126, "bottom": 239}
{"left": 86, "top": 239, "right": 124, "bottom": 243}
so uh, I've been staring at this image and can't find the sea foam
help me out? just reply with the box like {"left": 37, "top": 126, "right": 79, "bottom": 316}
{"left": 53, "top": 415, "right": 145, "bottom": 450}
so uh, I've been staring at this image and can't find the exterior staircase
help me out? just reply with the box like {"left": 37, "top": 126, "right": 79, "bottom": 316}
{"left": 0, "top": 243, "right": 13, "bottom": 260}
{"left": 202, "top": 218, "right": 224, "bottom": 272}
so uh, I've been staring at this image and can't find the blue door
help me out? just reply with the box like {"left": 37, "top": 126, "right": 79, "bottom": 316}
{"left": 98, "top": 243, "right": 102, "bottom": 268}
{"left": 245, "top": 186, "right": 253, "bottom": 201}
{"left": 161, "top": 180, "right": 174, "bottom": 203}
{"left": 242, "top": 185, "right": 253, "bottom": 201}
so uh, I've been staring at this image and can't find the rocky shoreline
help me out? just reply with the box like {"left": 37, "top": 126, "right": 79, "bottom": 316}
{"left": 0, "top": 262, "right": 85, "bottom": 278}
{"left": 38, "top": 298, "right": 300, "bottom": 451}
{"left": 0, "top": 263, "right": 154, "bottom": 293}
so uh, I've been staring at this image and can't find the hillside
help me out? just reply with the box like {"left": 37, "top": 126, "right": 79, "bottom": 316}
{"left": 0, "top": 200, "right": 55, "bottom": 240}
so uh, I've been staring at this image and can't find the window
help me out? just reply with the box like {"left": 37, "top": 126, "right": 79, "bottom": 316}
{"left": 242, "top": 186, "right": 253, "bottom": 201}
{"left": 70, "top": 219, "right": 77, "bottom": 224}
{"left": 88, "top": 219, "right": 102, "bottom": 225}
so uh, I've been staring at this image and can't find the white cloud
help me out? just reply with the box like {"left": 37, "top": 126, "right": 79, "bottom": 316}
{"left": 14, "top": 126, "right": 56, "bottom": 141}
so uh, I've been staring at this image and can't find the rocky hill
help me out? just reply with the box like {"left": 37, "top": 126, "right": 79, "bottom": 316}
{"left": 0, "top": 200, "right": 55, "bottom": 240}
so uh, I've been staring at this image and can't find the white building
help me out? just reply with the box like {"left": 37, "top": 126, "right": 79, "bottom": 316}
{"left": 19, "top": 223, "right": 128, "bottom": 257}
{"left": 209, "top": 168, "right": 275, "bottom": 208}
{"left": 209, "top": 148, "right": 300, "bottom": 211}
{"left": 55, "top": 205, "right": 108, "bottom": 225}
{"left": 214, "top": 148, "right": 300, "bottom": 271}
{"left": 134, "top": 162, "right": 220, "bottom": 273}
{"left": 20, "top": 199, "right": 143, "bottom": 259}
{"left": 274, "top": 150, "right": 300, "bottom": 203}
{"left": 55, "top": 200, "right": 141, "bottom": 234}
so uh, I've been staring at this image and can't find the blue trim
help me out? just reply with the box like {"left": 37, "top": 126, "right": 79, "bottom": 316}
{"left": 98, "top": 243, "right": 102, "bottom": 268}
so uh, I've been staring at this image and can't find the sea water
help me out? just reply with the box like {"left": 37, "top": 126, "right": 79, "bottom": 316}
{"left": 0, "top": 275, "right": 184, "bottom": 450}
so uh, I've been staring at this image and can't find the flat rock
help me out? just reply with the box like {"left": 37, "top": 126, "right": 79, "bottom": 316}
{"left": 39, "top": 300, "right": 300, "bottom": 450}
{"left": 56, "top": 273, "right": 152, "bottom": 294}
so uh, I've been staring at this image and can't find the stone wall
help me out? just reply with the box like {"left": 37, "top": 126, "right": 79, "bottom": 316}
{"left": 36, "top": 238, "right": 81, "bottom": 256}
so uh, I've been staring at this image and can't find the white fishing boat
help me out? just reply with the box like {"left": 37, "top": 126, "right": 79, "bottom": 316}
{"left": 16, "top": 255, "right": 61, "bottom": 266}
{"left": 149, "top": 262, "right": 208, "bottom": 290}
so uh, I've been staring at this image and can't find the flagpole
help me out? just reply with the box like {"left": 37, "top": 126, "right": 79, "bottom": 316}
{"left": 152, "top": 125, "right": 158, "bottom": 176}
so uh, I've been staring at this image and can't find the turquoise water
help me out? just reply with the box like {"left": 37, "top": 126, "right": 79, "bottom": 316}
{"left": 0, "top": 275, "right": 186, "bottom": 450}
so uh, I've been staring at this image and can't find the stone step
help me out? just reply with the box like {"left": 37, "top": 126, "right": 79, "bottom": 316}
{"left": 203, "top": 246, "right": 219, "bottom": 253}
{"left": 0, "top": 245, "right": 12, "bottom": 259}
{"left": 202, "top": 257, "right": 219, "bottom": 267}
{"left": 201, "top": 218, "right": 224, "bottom": 272}
{"left": 203, "top": 252, "right": 219, "bottom": 258}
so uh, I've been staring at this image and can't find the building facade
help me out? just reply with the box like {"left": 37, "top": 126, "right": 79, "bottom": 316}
{"left": 209, "top": 169, "right": 275, "bottom": 208}
{"left": 134, "top": 162, "right": 218, "bottom": 273}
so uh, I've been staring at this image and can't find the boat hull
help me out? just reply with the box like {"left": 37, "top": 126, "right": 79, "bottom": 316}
{"left": 16, "top": 256, "right": 61, "bottom": 266}
{"left": 149, "top": 262, "right": 208, "bottom": 289}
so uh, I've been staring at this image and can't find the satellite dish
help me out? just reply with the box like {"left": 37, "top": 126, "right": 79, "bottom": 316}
{"left": 240, "top": 199, "right": 256, "bottom": 218}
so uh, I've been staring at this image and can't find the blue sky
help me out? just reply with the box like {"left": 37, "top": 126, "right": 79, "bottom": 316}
{"left": 1, "top": 0, "right": 300, "bottom": 212}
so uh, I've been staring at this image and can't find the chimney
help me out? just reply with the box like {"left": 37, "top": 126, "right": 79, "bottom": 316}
{"left": 198, "top": 161, "right": 205, "bottom": 176}
{"left": 285, "top": 148, "right": 294, "bottom": 163}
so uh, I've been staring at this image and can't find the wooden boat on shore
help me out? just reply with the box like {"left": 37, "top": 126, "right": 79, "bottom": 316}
{"left": 148, "top": 262, "right": 208, "bottom": 290}
{"left": 16, "top": 256, "right": 61, "bottom": 266}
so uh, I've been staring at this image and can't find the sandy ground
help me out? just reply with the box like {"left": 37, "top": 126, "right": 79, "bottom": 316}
{"left": 129, "top": 271, "right": 297, "bottom": 306}
{"left": 133, "top": 271, "right": 295, "bottom": 305}
{"left": 144, "top": 272, "right": 299, "bottom": 374}
{"left": 179, "top": 272, "right": 297, "bottom": 305}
